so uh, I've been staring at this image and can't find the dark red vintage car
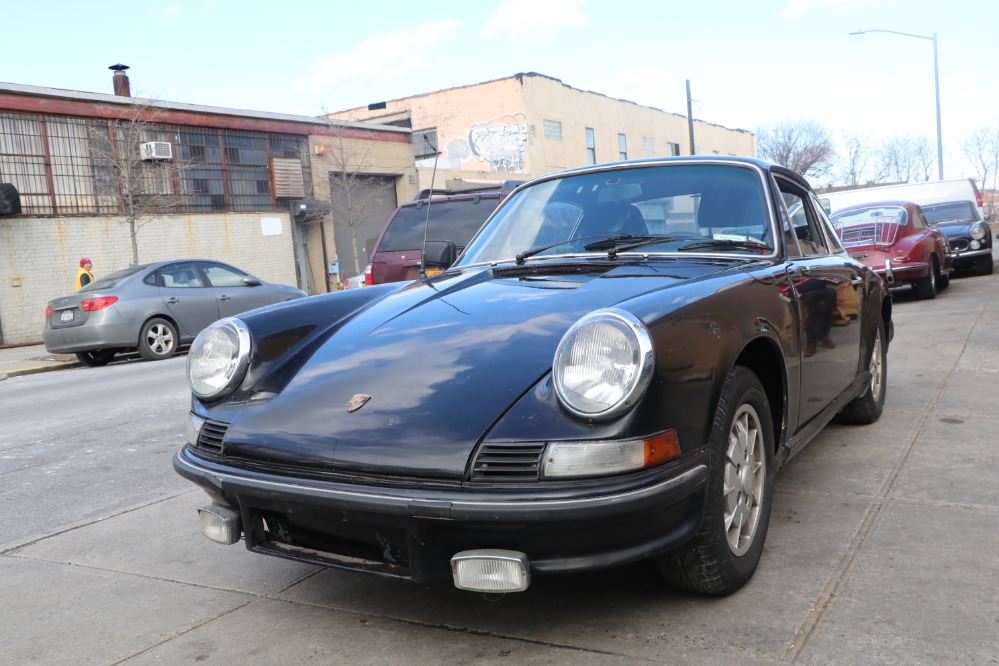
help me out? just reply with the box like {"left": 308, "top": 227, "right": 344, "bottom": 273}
{"left": 830, "top": 201, "right": 953, "bottom": 299}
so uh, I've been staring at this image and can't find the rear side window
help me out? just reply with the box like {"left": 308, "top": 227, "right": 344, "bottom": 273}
{"left": 377, "top": 198, "right": 501, "bottom": 252}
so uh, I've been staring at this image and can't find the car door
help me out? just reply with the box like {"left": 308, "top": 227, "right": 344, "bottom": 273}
{"left": 157, "top": 261, "right": 221, "bottom": 337}
{"left": 199, "top": 261, "right": 272, "bottom": 318}
{"left": 776, "top": 178, "right": 864, "bottom": 426}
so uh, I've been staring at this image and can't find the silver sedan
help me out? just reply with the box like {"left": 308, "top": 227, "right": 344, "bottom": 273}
{"left": 43, "top": 259, "right": 306, "bottom": 366}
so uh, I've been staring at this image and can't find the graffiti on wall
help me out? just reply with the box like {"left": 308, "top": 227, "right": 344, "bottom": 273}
{"left": 468, "top": 113, "right": 528, "bottom": 173}
{"left": 413, "top": 112, "right": 529, "bottom": 174}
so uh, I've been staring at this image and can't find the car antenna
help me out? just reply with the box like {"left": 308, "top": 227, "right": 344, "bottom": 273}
{"left": 419, "top": 133, "right": 441, "bottom": 279}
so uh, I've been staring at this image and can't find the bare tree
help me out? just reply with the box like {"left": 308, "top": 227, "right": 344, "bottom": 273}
{"left": 755, "top": 119, "right": 837, "bottom": 181}
{"left": 320, "top": 116, "right": 384, "bottom": 287}
{"left": 87, "top": 100, "right": 193, "bottom": 264}
{"left": 962, "top": 122, "right": 999, "bottom": 218}
{"left": 837, "top": 131, "right": 875, "bottom": 187}
{"left": 873, "top": 133, "right": 931, "bottom": 184}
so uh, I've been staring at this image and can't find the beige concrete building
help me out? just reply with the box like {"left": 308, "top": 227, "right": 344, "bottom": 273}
{"left": 332, "top": 72, "right": 756, "bottom": 191}
{"left": 0, "top": 76, "right": 416, "bottom": 345}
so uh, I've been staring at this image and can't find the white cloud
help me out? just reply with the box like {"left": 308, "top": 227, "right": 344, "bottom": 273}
{"left": 481, "top": 0, "right": 587, "bottom": 41}
{"left": 299, "top": 19, "right": 460, "bottom": 94}
{"left": 780, "top": 0, "right": 814, "bottom": 20}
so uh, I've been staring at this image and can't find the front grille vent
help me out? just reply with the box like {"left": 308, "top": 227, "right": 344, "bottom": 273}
{"left": 197, "top": 419, "right": 229, "bottom": 453}
{"left": 949, "top": 239, "right": 969, "bottom": 252}
{"left": 471, "top": 443, "right": 546, "bottom": 481}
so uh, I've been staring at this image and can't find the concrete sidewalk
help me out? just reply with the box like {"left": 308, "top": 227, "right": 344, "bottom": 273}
{"left": 0, "top": 343, "right": 79, "bottom": 378}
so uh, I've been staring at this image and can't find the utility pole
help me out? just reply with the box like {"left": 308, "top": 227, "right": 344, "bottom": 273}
{"left": 686, "top": 80, "right": 695, "bottom": 155}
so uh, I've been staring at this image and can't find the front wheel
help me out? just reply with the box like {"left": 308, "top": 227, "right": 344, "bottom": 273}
{"left": 138, "top": 318, "right": 178, "bottom": 361}
{"left": 836, "top": 318, "right": 887, "bottom": 425}
{"left": 657, "top": 366, "right": 775, "bottom": 595}
{"left": 75, "top": 349, "right": 116, "bottom": 367}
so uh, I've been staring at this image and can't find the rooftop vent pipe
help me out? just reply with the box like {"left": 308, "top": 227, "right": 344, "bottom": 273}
{"left": 109, "top": 64, "right": 131, "bottom": 97}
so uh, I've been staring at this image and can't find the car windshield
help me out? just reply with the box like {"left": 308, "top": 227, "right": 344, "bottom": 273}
{"left": 78, "top": 265, "right": 147, "bottom": 292}
{"left": 456, "top": 163, "right": 774, "bottom": 266}
{"left": 830, "top": 206, "right": 906, "bottom": 247}
{"left": 921, "top": 201, "right": 979, "bottom": 223}
{"left": 378, "top": 198, "right": 502, "bottom": 252}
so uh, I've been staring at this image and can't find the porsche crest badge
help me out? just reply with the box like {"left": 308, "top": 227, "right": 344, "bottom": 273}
{"left": 346, "top": 394, "right": 371, "bottom": 413}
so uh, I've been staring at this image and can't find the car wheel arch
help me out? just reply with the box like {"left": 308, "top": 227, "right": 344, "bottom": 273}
{"left": 732, "top": 337, "right": 787, "bottom": 456}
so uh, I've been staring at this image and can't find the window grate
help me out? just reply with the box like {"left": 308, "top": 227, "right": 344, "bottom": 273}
{"left": 543, "top": 119, "right": 563, "bottom": 141}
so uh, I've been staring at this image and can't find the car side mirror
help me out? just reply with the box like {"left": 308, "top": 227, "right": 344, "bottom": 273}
{"left": 241, "top": 276, "right": 262, "bottom": 286}
{"left": 0, "top": 183, "right": 22, "bottom": 216}
{"left": 422, "top": 240, "right": 457, "bottom": 274}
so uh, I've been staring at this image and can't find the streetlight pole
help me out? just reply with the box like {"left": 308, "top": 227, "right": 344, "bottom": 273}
{"left": 850, "top": 29, "right": 943, "bottom": 180}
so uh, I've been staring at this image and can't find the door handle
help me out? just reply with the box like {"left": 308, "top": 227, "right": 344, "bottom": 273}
{"left": 851, "top": 276, "right": 864, "bottom": 286}
{"left": 217, "top": 295, "right": 230, "bottom": 301}
{"left": 798, "top": 266, "right": 812, "bottom": 276}
{"left": 166, "top": 297, "right": 179, "bottom": 304}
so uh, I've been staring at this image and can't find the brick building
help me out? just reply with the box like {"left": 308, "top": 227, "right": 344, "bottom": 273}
{"left": 0, "top": 70, "right": 417, "bottom": 345}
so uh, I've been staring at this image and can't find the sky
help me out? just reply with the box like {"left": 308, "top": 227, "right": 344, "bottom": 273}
{"left": 2, "top": 0, "right": 996, "bottom": 180}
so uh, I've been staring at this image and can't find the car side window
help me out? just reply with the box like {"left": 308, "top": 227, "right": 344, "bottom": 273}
{"left": 161, "top": 262, "right": 205, "bottom": 288}
{"left": 772, "top": 189, "right": 802, "bottom": 258}
{"left": 811, "top": 195, "right": 847, "bottom": 254}
{"left": 200, "top": 262, "right": 247, "bottom": 287}
{"left": 776, "top": 178, "right": 831, "bottom": 256}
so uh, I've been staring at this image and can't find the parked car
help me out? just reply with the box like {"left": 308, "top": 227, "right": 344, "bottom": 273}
{"left": 174, "top": 157, "right": 892, "bottom": 597}
{"left": 43, "top": 259, "right": 306, "bottom": 366}
{"left": 830, "top": 201, "right": 953, "bottom": 299}
{"left": 365, "top": 180, "right": 523, "bottom": 285}
{"left": 818, "top": 177, "right": 986, "bottom": 220}
{"left": 919, "top": 200, "right": 993, "bottom": 275}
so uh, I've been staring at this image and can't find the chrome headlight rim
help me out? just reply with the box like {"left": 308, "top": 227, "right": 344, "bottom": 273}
{"left": 552, "top": 308, "right": 655, "bottom": 421}
{"left": 969, "top": 223, "right": 987, "bottom": 240}
{"left": 187, "top": 317, "right": 252, "bottom": 401}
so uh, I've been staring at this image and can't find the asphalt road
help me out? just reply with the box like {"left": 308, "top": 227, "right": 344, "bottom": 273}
{"left": 1, "top": 270, "right": 998, "bottom": 665}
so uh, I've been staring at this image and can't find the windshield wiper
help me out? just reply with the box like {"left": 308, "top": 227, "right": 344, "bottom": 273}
{"left": 676, "top": 239, "right": 771, "bottom": 253}
{"left": 585, "top": 235, "right": 687, "bottom": 259}
{"left": 515, "top": 234, "right": 630, "bottom": 265}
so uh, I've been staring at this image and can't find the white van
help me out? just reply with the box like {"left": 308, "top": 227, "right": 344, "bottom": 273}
{"left": 819, "top": 179, "right": 994, "bottom": 275}
{"left": 818, "top": 179, "right": 985, "bottom": 219}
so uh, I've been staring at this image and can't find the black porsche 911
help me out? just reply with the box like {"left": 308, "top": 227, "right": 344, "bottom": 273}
{"left": 174, "top": 156, "right": 892, "bottom": 596}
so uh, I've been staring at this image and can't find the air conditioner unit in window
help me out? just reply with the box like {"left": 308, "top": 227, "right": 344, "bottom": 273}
{"left": 140, "top": 142, "right": 173, "bottom": 160}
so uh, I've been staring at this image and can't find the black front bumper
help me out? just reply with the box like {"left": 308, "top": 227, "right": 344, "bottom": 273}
{"left": 174, "top": 447, "right": 710, "bottom": 583}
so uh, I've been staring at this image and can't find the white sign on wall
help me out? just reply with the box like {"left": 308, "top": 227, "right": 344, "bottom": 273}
{"left": 261, "top": 217, "right": 283, "bottom": 236}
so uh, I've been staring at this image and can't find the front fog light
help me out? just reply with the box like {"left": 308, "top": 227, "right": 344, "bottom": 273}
{"left": 970, "top": 240, "right": 981, "bottom": 250}
{"left": 451, "top": 550, "right": 529, "bottom": 592}
{"left": 197, "top": 504, "right": 241, "bottom": 545}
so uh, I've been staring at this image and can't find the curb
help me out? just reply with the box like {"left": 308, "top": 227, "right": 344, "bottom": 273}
{"left": 0, "top": 362, "right": 80, "bottom": 379}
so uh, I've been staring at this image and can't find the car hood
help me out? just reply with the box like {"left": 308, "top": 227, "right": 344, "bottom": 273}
{"left": 222, "top": 261, "right": 734, "bottom": 479}
{"left": 931, "top": 220, "right": 974, "bottom": 236}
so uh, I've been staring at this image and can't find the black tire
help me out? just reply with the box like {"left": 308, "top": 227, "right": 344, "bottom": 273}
{"left": 836, "top": 318, "right": 887, "bottom": 425}
{"left": 978, "top": 255, "right": 995, "bottom": 275}
{"left": 937, "top": 264, "right": 950, "bottom": 290}
{"left": 75, "top": 349, "right": 116, "bottom": 367}
{"left": 913, "top": 259, "right": 937, "bottom": 300}
{"left": 138, "top": 317, "right": 178, "bottom": 361}
{"left": 657, "top": 366, "right": 775, "bottom": 595}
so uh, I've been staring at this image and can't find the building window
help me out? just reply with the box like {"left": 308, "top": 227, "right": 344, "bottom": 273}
{"left": 641, "top": 136, "right": 654, "bottom": 154}
{"left": 585, "top": 128, "right": 596, "bottom": 165}
{"left": 543, "top": 119, "right": 563, "bottom": 141}
{"left": 668, "top": 142, "right": 681, "bottom": 156}
{"left": 618, "top": 134, "right": 627, "bottom": 160}
{"left": 413, "top": 129, "right": 439, "bottom": 160}
{"left": 0, "top": 110, "right": 310, "bottom": 215}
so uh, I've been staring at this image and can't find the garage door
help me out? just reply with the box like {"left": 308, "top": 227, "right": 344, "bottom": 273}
{"left": 330, "top": 174, "right": 398, "bottom": 280}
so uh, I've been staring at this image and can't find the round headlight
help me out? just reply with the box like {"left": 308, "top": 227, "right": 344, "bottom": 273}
{"left": 970, "top": 224, "right": 986, "bottom": 240}
{"left": 553, "top": 309, "right": 654, "bottom": 420}
{"left": 187, "top": 318, "right": 251, "bottom": 400}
